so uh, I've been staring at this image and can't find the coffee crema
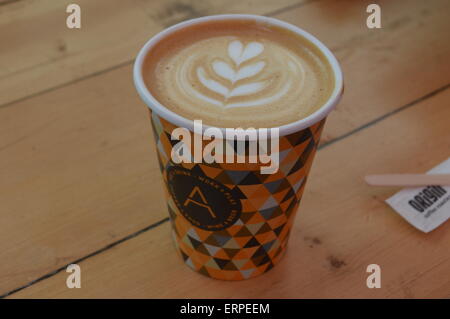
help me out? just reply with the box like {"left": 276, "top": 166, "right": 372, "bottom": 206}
{"left": 143, "top": 19, "right": 335, "bottom": 128}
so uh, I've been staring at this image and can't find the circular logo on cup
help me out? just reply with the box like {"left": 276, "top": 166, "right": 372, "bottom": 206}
{"left": 167, "top": 166, "right": 242, "bottom": 231}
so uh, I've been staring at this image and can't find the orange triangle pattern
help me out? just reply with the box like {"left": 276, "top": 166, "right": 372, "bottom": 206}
{"left": 150, "top": 111, "right": 325, "bottom": 280}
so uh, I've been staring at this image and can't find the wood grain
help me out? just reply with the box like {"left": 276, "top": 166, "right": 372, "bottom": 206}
{"left": 11, "top": 88, "right": 450, "bottom": 298}
{"left": 275, "top": 0, "right": 450, "bottom": 143}
{"left": 0, "top": 65, "right": 166, "bottom": 294}
{"left": 0, "top": 0, "right": 306, "bottom": 297}
{"left": 0, "top": 0, "right": 305, "bottom": 106}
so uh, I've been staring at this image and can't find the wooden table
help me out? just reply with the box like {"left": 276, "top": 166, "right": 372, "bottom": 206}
{"left": 1, "top": 0, "right": 449, "bottom": 299}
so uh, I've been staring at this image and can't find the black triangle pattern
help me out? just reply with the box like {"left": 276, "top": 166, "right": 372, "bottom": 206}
{"left": 273, "top": 224, "right": 285, "bottom": 236}
{"left": 231, "top": 186, "right": 247, "bottom": 199}
{"left": 244, "top": 237, "right": 260, "bottom": 248}
{"left": 198, "top": 266, "right": 210, "bottom": 276}
{"left": 265, "top": 262, "right": 274, "bottom": 272}
{"left": 191, "top": 164, "right": 206, "bottom": 177}
{"left": 188, "top": 236, "right": 203, "bottom": 249}
{"left": 281, "top": 187, "right": 296, "bottom": 203}
{"left": 224, "top": 248, "right": 240, "bottom": 259}
{"left": 180, "top": 251, "right": 189, "bottom": 261}
{"left": 256, "top": 223, "right": 272, "bottom": 235}
{"left": 239, "top": 172, "right": 261, "bottom": 185}
{"left": 288, "top": 140, "right": 315, "bottom": 175}
{"left": 285, "top": 197, "right": 298, "bottom": 217}
{"left": 214, "top": 257, "right": 229, "bottom": 269}
{"left": 253, "top": 170, "right": 272, "bottom": 183}
{"left": 204, "top": 234, "right": 220, "bottom": 246}
{"left": 256, "top": 254, "right": 272, "bottom": 266}
{"left": 314, "top": 119, "right": 325, "bottom": 135}
{"left": 286, "top": 128, "right": 312, "bottom": 146}
{"left": 224, "top": 261, "right": 238, "bottom": 271}
{"left": 165, "top": 131, "right": 179, "bottom": 147}
{"left": 226, "top": 170, "right": 250, "bottom": 185}
{"left": 150, "top": 113, "right": 326, "bottom": 279}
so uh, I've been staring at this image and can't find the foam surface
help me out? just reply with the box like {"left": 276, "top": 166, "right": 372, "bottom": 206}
{"left": 143, "top": 20, "right": 334, "bottom": 128}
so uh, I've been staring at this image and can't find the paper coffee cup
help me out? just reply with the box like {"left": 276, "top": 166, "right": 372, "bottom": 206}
{"left": 134, "top": 15, "right": 343, "bottom": 280}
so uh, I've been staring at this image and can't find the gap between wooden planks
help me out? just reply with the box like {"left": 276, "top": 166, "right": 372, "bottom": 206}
{"left": 1, "top": 0, "right": 449, "bottom": 140}
{"left": 0, "top": 0, "right": 449, "bottom": 295}
{"left": 9, "top": 88, "right": 450, "bottom": 299}
{"left": 0, "top": 0, "right": 308, "bottom": 106}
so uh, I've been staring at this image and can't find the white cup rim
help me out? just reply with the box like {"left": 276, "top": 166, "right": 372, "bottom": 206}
{"left": 133, "top": 14, "right": 343, "bottom": 137}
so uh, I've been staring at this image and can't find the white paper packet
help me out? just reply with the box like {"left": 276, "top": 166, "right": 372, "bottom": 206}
{"left": 386, "top": 157, "right": 450, "bottom": 233}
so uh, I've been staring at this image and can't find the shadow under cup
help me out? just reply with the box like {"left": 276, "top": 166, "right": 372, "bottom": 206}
{"left": 134, "top": 15, "right": 343, "bottom": 280}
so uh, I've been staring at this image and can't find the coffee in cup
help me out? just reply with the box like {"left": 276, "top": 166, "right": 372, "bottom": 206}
{"left": 142, "top": 19, "right": 335, "bottom": 128}
{"left": 134, "top": 15, "right": 343, "bottom": 280}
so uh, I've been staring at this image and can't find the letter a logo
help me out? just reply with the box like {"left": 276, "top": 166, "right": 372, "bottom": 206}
{"left": 184, "top": 186, "right": 216, "bottom": 218}
{"left": 168, "top": 166, "right": 241, "bottom": 230}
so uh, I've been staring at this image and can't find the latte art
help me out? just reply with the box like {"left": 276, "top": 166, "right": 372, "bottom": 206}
{"left": 143, "top": 20, "right": 335, "bottom": 128}
{"left": 197, "top": 40, "right": 269, "bottom": 106}
{"left": 184, "top": 39, "right": 305, "bottom": 109}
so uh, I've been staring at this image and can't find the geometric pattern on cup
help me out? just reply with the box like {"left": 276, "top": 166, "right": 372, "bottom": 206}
{"left": 149, "top": 110, "right": 325, "bottom": 280}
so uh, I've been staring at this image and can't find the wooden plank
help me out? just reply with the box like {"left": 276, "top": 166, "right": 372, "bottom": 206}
{"left": 0, "top": 0, "right": 18, "bottom": 6}
{"left": 1, "top": 0, "right": 449, "bottom": 295}
{"left": 10, "top": 88, "right": 450, "bottom": 298}
{"left": 0, "top": 64, "right": 167, "bottom": 294}
{"left": 274, "top": 0, "right": 450, "bottom": 143}
{"left": 0, "top": 0, "right": 305, "bottom": 106}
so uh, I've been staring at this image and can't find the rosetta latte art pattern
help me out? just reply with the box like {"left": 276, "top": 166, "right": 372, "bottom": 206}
{"left": 175, "top": 38, "right": 306, "bottom": 109}
{"left": 147, "top": 29, "right": 334, "bottom": 128}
